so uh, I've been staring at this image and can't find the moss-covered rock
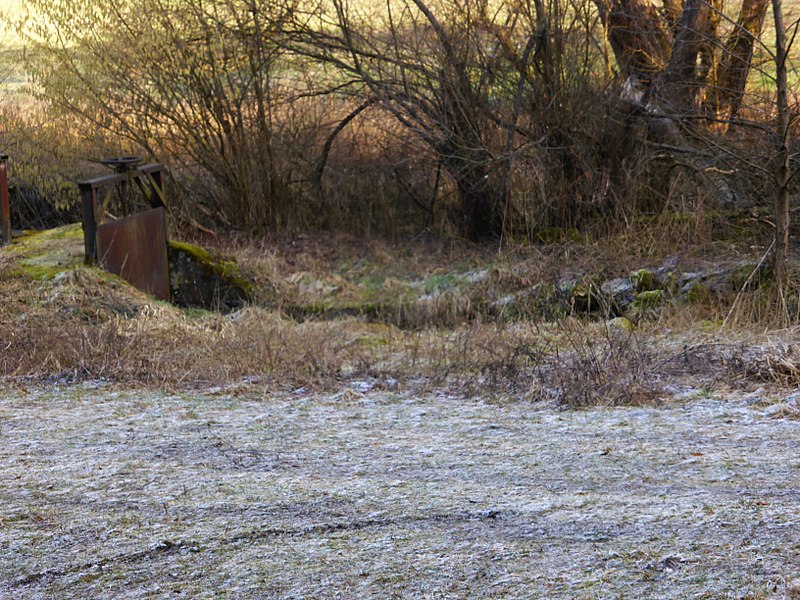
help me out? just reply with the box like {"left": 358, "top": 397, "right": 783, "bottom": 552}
{"left": 661, "top": 271, "right": 679, "bottom": 297}
{"left": 697, "top": 319, "right": 721, "bottom": 332}
{"left": 631, "top": 268, "right": 656, "bottom": 292}
{"left": 562, "top": 274, "right": 609, "bottom": 314}
{"left": 685, "top": 281, "right": 711, "bottom": 304}
{"left": 634, "top": 289, "right": 664, "bottom": 309}
{"left": 608, "top": 316, "right": 635, "bottom": 332}
{"left": 626, "top": 289, "right": 665, "bottom": 322}
{"left": 601, "top": 277, "right": 635, "bottom": 313}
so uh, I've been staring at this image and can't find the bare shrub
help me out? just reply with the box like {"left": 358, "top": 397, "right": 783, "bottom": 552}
{"left": 401, "top": 320, "right": 664, "bottom": 406}
{"left": 710, "top": 342, "right": 800, "bottom": 388}
{"left": 533, "top": 321, "right": 662, "bottom": 407}
{"left": 0, "top": 104, "right": 99, "bottom": 228}
{"left": 315, "top": 106, "right": 440, "bottom": 237}
{"left": 656, "top": 334, "right": 800, "bottom": 391}
{"left": 0, "top": 265, "right": 662, "bottom": 403}
{"left": 20, "top": 0, "right": 316, "bottom": 234}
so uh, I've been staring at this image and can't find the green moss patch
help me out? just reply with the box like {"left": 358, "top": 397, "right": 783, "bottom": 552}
{"left": 4, "top": 223, "right": 85, "bottom": 280}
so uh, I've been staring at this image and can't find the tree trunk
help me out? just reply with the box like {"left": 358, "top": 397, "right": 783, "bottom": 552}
{"left": 697, "top": 0, "right": 722, "bottom": 93}
{"left": 772, "top": 0, "right": 790, "bottom": 299}
{"left": 442, "top": 147, "right": 503, "bottom": 242}
{"left": 717, "top": 0, "right": 770, "bottom": 118}
{"left": 596, "top": 0, "right": 767, "bottom": 120}
{"left": 594, "top": 0, "right": 671, "bottom": 82}
{"left": 655, "top": 0, "right": 711, "bottom": 112}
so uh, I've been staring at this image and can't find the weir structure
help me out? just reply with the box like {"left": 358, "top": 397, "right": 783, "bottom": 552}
{"left": 79, "top": 157, "right": 171, "bottom": 300}
{"left": 1, "top": 155, "right": 10, "bottom": 245}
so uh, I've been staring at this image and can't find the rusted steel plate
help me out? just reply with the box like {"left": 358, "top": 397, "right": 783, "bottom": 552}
{"left": 96, "top": 207, "right": 170, "bottom": 301}
{"left": 0, "top": 155, "right": 10, "bottom": 244}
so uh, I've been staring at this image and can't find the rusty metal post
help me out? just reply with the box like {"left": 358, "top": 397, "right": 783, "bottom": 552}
{"left": 80, "top": 182, "right": 99, "bottom": 262}
{"left": 0, "top": 154, "right": 10, "bottom": 244}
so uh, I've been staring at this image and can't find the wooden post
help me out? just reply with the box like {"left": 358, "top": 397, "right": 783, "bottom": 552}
{"left": 80, "top": 183, "right": 99, "bottom": 263}
{"left": 150, "top": 169, "right": 165, "bottom": 208}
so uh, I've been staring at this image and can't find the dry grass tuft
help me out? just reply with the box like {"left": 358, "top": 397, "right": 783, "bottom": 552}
{"left": 1, "top": 266, "right": 661, "bottom": 403}
{"left": 723, "top": 341, "right": 800, "bottom": 387}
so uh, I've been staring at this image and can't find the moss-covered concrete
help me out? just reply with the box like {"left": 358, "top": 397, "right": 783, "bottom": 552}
{"left": 168, "top": 240, "right": 252, "bottom": 312}
{"left": 0, "top": 224, "right": 253, "bottom": 313}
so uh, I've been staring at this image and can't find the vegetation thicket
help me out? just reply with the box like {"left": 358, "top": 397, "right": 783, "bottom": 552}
{"left": 8, "top": 0, "right": 794, "bottom": 231}
{"left": 1, "top": 0, "right": 799, "bottom": 318}
{"left": 0, "top": 0, "right": 800, "bottom": 398}
{"left": 7, "top": 8, "right": 800, "bottom": 592}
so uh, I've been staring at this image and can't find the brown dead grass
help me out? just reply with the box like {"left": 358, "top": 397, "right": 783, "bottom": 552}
{"left": 3, "top": 226, "right": 800, "bottom": 405}
{"left": 4, "top": 264, "right": 797, "bottom": 407}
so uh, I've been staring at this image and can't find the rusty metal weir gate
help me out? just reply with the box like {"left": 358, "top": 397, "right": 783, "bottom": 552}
{"left": 80, "top": 157, "right": 171, "bottom": 301}
{"left": 0, "top": 154, "right": 10, "bottom": 245}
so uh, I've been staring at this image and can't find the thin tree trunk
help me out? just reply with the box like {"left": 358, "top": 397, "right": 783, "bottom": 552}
{"left": 698, "top": 0, "right": 722, "bottom": 93}
{"left": 772, "top": 0, "right": 790, "bottom": 301}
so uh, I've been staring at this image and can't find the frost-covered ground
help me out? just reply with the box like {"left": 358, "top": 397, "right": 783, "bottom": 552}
{"left": 2, "top": 383, "right": 800, "bottom": 599}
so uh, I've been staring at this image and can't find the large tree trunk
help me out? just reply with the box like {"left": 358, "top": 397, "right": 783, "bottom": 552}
{"left": 595, "top": 0, "right": 671, "bottom": 82}
{"left": 717, "top": 0, "right": 771, "bottom": 118}
{"left": 654, "top": 0, "right": 711, "bottom": 113}
{"left": 596, "top": 0, "right": 768, "bottom": 119}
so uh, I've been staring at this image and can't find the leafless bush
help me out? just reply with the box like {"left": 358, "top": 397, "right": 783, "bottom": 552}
{"left": 714, "top": 342, "right": 800, "bottom": 388}
{"left": 21, "top": 0, "right": 317, "bottom": 234}
{"left": 655, "top": 336, "right": 800, "bottom": 390}
{"left": 16, "top": 0, "right": 789, "bottom": 244}
{"left": 419, "top": 320, "right": 663, "bottom": 406}
{"left": 534, "top": 321, "right": 663, "bottom": 407}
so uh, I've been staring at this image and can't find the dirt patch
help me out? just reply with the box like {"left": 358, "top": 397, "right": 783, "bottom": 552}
{"left": 1, "top": 383, "right": 800, "bottom": 598}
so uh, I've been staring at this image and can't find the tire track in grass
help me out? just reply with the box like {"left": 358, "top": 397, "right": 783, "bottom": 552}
{"left": 11, "top": 509, "right": 505, "bottom": 588}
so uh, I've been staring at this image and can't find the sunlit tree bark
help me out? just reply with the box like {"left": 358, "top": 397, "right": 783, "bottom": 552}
{"left": 717, "top": 0, "right": 771, "bottom": 118}
{"left": 595, "top": 0, "right": 769, "bottom": 118}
